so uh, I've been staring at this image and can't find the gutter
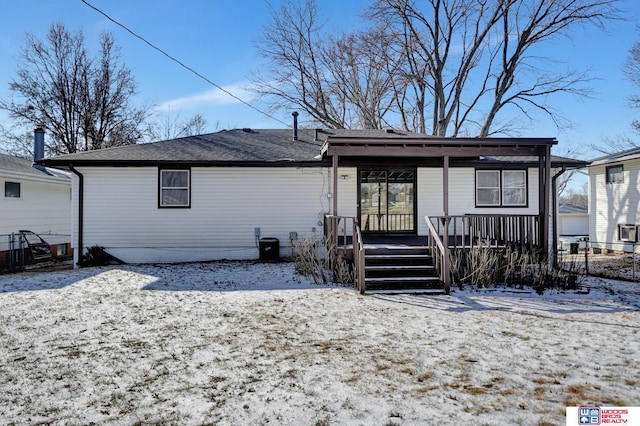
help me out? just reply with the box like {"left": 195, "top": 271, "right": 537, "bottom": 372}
{"left": 68, "top": 164, "right": 84, "bottom": 267}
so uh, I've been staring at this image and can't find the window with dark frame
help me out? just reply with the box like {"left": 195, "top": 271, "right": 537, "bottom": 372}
{"left": 618, "top": 224, "right": 637, "bottom": 242}
{"left": 159, "top": 169, "right": 190, "bottom": 207}
{"left": 475, "top": 169, "right": 527, "bottom": 207}
{"left": 4, "top": 181, "right": 21, "bottom": 198}
{"left": 606, "top": 165, "right": 623, "bottom": 184}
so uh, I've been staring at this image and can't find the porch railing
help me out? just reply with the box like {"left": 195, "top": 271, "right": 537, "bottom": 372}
{"left": 425, "top": 214, "right": 541, "bottom": 295}
{"left": 325, "top": 215, "right": 365, "bottom": 293}
{"left": 362, "top": 213, "right": 414, "bottom": 232}
{"left": 426, "top": 214, "right": 540, "bottom": 250}
{"left": 424, "top": 217, "right": 451, "bottom": 294}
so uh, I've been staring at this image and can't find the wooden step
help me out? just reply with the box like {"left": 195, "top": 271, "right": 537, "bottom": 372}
{"left": 360, "top": 243, "right": 443, "bottom": 293}
{"left": 365, "top": 276, "right": 441, "bottom": 291}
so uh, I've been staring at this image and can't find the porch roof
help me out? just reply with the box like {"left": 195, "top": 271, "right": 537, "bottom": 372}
{"left": 322, "top": 136, "right": 558, "bottom": 158}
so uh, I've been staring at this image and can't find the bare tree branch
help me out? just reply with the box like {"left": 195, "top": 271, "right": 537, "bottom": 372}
{"left": 0, "top": 23, "right": 149, "bottom": 154}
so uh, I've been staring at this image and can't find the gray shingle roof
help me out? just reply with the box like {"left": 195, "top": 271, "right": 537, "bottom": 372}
{"left": 0, "top": 153, "right": 70, "bottom": 180}
{"left": 41, "top": 128, "right": 428, "bottom": 166}
{"left": 38, "top": 127, "right": 581, "bottom": 168}
{"left": 558, "top": 203, "right": 587, "bottom": 215}
{"left": 590, "top": 146, "right": 640, "bottom": 166}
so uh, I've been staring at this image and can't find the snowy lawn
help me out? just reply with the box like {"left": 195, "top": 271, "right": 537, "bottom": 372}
{"left": 0, "top": 261, "right": 638, "bottom": 425}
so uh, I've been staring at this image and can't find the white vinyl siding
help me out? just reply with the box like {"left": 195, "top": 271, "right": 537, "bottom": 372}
{"left": 73, "top": 166, "right": 334, "bottom": 263}
{"left": 71, "top": 165, "right": 547, "bottom": 263}
{"left": 417, "top": 167, "right": 540, "bottom": 236}
{"left": 0, "top": 178, "right": 71, "bottom": 236}
{"left": 589, "top": 158, "right": 640, "bottom": 251}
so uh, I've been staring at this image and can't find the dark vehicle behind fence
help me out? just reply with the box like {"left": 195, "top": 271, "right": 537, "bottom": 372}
{"left": 0, "top": 231, "right": 71, "bottom": 272}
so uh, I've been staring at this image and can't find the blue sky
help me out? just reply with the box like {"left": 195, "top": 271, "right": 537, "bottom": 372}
{"left": 0, "top": 0, "right": 639, "bottom": 163}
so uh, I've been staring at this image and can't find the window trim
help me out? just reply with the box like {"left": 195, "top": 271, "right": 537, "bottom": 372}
{"left": 606, "top": 164, "right": 624, "bottom": 184}
{"left": 4, "top": 181, "right": 21, "bottom": 198}
{"left": 158, "top": 168, "right": 191, "bottom": 208}
{"left": 475, "top": 169, "right": 528, "bottom": 208}
{"left": 618, "top": 224, "right": 638, "bottom": 242}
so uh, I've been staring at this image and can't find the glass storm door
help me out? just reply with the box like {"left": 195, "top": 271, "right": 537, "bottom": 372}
{"left": 359, "top": 169, "right": 415, "bottom": 233}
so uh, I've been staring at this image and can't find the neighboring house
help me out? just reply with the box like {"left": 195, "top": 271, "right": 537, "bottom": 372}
{"left": 556, "top": 203, "right": 589, "bottom": 254}
{"left": 0, "top": 129, "right": 72, "bottom": 263}
{"left": 588, "top": 147, "right": 640, "bottom": 252}
{"left": 39, "top": 126, "right": 586, "bottom": 268}
{"left": 558, "top": 203, "right": 589, "bottom": 237}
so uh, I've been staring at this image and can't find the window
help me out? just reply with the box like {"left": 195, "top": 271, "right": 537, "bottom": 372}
{"left": 618, "top": 224, "right": 637, "bottom": 242}
{"left": 476, "top": 171, "right": 501, "bottom": 206}
{"left": 606, "top": 165, "right": 623, "bottom": 183}
{"left": 476, "top": 170, "right": 527, "bottom": 207}
{"left": 159, "top": 169, "right": 190, "bottom": 207}
{"left": 502, "top": 170, "right": 526, "bottom": 206}
{"left": 4, "top": 181, "right": 21, "bottom": 198}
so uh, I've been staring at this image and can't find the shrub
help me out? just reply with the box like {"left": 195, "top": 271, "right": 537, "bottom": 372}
{"left": 292, "top": 235, "right": 354, "bottom": 285}
{"left": 81, "top": 245, "right": 112, "bottom": 267}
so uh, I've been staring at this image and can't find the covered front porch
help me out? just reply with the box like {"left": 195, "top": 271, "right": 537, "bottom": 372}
{"left": 326, "top": 213, "right": 543, "bottom": 295}
{"left": 321, "top": 134, "right": 558, "bottom": 295}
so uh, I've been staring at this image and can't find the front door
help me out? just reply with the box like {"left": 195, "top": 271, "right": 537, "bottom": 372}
{"left": 359, "top": 168, "right": 416, "bottom": 233}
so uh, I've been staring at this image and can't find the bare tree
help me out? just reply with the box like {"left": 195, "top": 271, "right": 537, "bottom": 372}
{"left": 322, "top": 28, "right": 400, "bottom": 129}
{"left": 625, "top": 37, "right": 640, "bottom": 129}
{"left": 253, "top": 0, "right": 400, "bottom": 129}
{"left": 588, "top": 32, "right": 640, "bottom": 154}
{"left": 0, "top": 23, "right": 148, "bottom": 155}
{"left": 559, "top": 184, "right": 588, "bottom": 208}
{"left": 255, "top": 0, "right": 621, "bottom": 135}
{"left": 372, "top": 0, "right": 621, "bottom": 136}
{"left": 146, "top": 111, "right": 212, "bottom": 141}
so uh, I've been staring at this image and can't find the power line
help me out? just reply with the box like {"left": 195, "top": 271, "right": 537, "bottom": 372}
{"left": 80, "top": 0, "right": 290, "bottom": 128}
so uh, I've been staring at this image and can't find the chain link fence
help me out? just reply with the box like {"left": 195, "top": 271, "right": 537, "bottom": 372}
{"left": 558, "top": 238, "right": 640, "bottom": 282}
{"left": 0, "top": 232, "right": 71, "bottom": 273}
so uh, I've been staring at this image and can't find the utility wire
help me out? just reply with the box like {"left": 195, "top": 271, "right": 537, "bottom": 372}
{"left": 80, "top": 0, "right": 290, "bottom": 128}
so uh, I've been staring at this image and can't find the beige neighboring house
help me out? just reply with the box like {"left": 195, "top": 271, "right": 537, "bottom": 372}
{"left": 0, "top": 129, "right": 71, "bottom": 259}
{"left": 589, "top": 147, "right": 640, "bottom": 252}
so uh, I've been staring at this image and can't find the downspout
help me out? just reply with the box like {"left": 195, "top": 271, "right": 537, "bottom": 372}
{"left": 551, "top": 165, "right": 567, "bottom": 269}
{"left": 69, "top": 164, "right": 84, "bottom": 267}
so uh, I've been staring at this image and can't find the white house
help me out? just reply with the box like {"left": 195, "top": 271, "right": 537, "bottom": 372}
{"left": 40, "top": 126, "right": 585, "bottom": 274}
{"left": 588, "top": 147, "right": 640, "bottom": 252}
{"left": 0, "top": 129, "right": 71, "bottom": 237}
{"left": 0, "top": 129, "right": 72, "bottom": 267}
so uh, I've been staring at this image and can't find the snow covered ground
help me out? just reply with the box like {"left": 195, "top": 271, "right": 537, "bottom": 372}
{"left": 0, "top": 261, "right": 638, "bottom": 425}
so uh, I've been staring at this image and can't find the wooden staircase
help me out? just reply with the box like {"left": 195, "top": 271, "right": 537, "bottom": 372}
{"left": 363, "top": 245, "right": 444, "bottom": 294}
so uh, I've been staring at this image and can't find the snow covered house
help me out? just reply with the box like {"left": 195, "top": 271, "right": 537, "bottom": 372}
{"left": 588, "top": 147, "right": 640, "bottom": 252}
{"left": 40, "top": 125, "right": 585, "bottom": 293}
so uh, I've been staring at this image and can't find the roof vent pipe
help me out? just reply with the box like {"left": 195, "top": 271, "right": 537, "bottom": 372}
{"left": 33, "top": 127, "right": 45, "bottom": 170}
{"left": 292, "top": 111, "right": 299, "bottom": 141}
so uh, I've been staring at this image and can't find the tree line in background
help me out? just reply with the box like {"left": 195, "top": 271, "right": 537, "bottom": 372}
{"left": 0, "top": 23, "right": 209, "bottom": 158}
{"left": 254, "top": 0, "right": 622, "bottom": 137}
{"left": 0, "top": 0, "right": 636, "bottom": 162}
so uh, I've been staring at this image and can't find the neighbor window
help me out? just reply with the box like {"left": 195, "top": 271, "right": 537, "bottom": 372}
{"left": 159, "top": 169, "right": 190, "bottom": 207}
{"left": 606, "top": 165, "right": 623, "bottom": 183}
{"left": 4, "top": 181, "right": 21, "bottom": 198}
{"left": 618, "top": 224, "right": 637, "bottom": 242}
{"left": 476, "top": 170, "right": 527, "bottom": 207}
